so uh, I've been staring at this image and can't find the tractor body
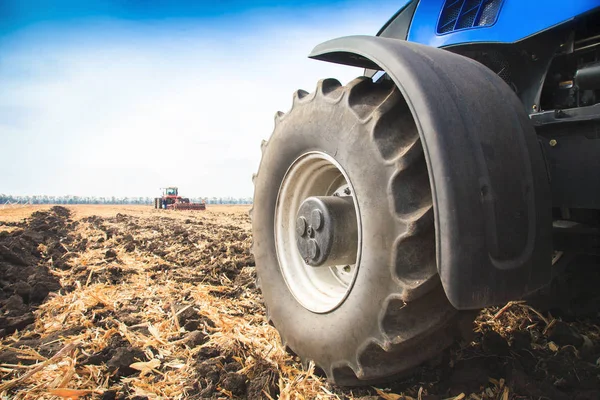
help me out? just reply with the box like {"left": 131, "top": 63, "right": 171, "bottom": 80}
{"left": 154, "top": 187, "right": 206, "bottom": 210}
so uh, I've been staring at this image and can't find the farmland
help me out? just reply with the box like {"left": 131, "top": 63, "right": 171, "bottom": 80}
{"left": 0, "top": 205, "right": 599, "bottom": 399}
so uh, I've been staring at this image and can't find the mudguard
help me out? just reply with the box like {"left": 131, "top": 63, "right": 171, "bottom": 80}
{"left": 309, "top": 36, "right": 552, "bottom": 309}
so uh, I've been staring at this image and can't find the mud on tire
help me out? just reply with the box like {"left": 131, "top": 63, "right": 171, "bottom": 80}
{"left": 252, "top": 76, "right": 466, "bottom": 385}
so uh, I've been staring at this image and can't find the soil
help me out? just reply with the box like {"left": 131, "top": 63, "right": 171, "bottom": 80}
{"left": 0, "top": 206, "right": 75, "bottom": 337}
{"left": 0, "top": 205, "right": 598, "bottom": 399}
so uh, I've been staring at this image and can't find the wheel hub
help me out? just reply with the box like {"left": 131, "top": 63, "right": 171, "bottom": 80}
{"left": 274, "top": 151, "right": 362, "bottom": 313}
{"left": 296, "top": 196, "right": 358, "bottom": 267}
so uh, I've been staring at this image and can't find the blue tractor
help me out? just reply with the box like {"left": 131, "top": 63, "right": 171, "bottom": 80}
{"left": 252, "top": 0, "right": 600, "bottom": 385}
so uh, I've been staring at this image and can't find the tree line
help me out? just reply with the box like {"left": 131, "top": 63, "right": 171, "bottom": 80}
{"left": 0, "top": 194, "right": 253, "bottom": 205}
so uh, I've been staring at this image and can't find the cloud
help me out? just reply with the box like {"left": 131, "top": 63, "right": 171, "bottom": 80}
{"left": 0, "top": 2, "right": 398, "bottom": 197}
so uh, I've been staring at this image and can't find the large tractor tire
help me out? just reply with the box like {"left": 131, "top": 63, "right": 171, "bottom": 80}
{"left": 252, "top": 77, "right": 467, "bottom": 385}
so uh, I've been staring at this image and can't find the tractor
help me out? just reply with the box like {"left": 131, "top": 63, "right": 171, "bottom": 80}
{"left": 154, "top": 187, "right": 206, "bottom": 210}
{"left": 251, "top": 0, "right": 600, "bottom": 386}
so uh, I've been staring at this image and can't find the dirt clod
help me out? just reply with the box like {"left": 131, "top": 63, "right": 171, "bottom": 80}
{"left": 182, "top": 330, "right": 207, "bottom": 348}
{"left": 101, "top": 390, "right": 117, "bottom": 400}
{"left": 547, "top": 320, "right": 584, "bottom": 347}
{"left": 107, "top": 347, "right": 146, "bottom": 377}
{"left": 221, "top": 372, "right": 247, "bottom": 396}
{"left": 481, "top": 329, "right": 510, "bottom": 356}
{"left": 105, "top": 248, "right": 118, "bottom": 260}
{"left": 511, "top": 329, "right": 532, "bottom": 351}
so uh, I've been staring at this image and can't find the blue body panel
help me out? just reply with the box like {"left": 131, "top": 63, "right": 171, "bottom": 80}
{"left": 407, "top": 0, "right": 600, "bottom": 48}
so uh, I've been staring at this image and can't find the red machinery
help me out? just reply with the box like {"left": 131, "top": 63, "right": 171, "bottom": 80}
{"left": 154, "top": 187, "right": 206, "bottom": 210}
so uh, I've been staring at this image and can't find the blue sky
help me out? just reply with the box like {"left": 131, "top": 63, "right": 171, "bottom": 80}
{"left": 0, "top": 0, "right": 399, "bottom": 197}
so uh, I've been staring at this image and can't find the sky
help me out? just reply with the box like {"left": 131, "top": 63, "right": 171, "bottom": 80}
{"left": 0, "top": 0, "right": 400, "bottom": 198}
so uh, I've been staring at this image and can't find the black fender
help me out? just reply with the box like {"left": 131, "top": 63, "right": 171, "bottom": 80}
{"left": 309, "top": 36, "right": 552, "bottom": 309}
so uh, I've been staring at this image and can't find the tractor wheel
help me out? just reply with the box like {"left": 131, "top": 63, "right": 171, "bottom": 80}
{"left": 252, "top": 77, "right": 468, "bottom": 385}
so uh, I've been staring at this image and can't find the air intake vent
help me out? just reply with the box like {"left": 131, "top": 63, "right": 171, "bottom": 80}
{"left": 437, "top": 0, "right": 503, "bottom": 35}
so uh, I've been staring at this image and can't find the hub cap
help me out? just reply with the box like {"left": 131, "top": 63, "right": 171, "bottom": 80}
{"left": 275, "top": 152, "right": 361, "bottom": 313}
{"left": 295, "top": 196, "right": 358, "bottom": 267}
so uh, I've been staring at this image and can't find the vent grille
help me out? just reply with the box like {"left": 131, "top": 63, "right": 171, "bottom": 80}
{"left": 437, "top": 0, "right": 503, "bottom": 35}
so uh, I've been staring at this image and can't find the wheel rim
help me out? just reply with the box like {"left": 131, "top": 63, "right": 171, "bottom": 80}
{"left": 275, "top": 151, "right": 361, "bottom": 313}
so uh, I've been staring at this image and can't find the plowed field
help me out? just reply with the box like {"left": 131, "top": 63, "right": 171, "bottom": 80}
{"left": 0, "top": 205, "right": 598, "bottom": 399}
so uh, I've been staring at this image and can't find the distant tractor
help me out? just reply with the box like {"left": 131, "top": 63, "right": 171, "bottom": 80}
{"left": 154, "top": 187, "right": 206, "bottom": 210}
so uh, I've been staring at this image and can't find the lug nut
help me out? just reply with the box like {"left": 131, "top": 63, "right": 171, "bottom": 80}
{"left": 343, "top": 265, "right": 351, "bottom": 273}
{"left": 311, "top": 209, "right": 323, "bottom": 230}
{"left": 308, "top": 240, "right": 319, "bottom": 260}
{"left": 344, "top": 187, "right": 351, "bottom": 195}
{"left": 296, "top": 217, "right": 307, "bottom": 237}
